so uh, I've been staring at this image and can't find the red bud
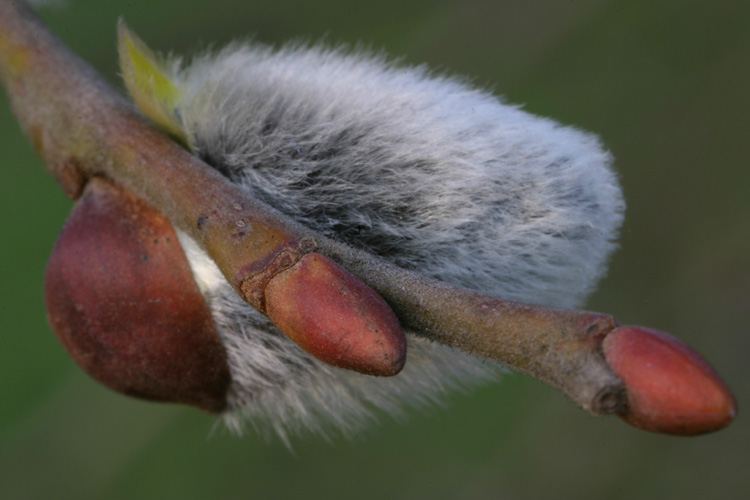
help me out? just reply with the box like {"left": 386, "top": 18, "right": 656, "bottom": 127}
{"left": 264, "top": 253, "right": 406, "bottom": 376}
{"left": 603, "top": 325, "right": 737, "bottom": 435}
{"left": 44, "top": 178, "right": 231, "bottom": 412}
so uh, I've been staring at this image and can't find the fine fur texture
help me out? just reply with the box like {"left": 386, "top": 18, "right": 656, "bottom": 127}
{"left": 134, "top": 42, "right": 625, "bottom": 442}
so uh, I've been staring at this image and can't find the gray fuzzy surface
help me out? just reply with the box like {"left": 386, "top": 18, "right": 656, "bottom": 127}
{"left": 143, "top": 42, "right": 624, "bottom": 441}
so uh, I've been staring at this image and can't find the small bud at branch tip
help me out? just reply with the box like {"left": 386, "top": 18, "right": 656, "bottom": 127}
{"left": 603, "top": 326, "right": 737, "bottom": 435}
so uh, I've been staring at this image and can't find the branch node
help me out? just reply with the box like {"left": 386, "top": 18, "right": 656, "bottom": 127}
{"left": 240, "top": 237, "right": 319, "bottom": 311}
{"left": 592, "top": 385, "right": 628, "bottom": 415}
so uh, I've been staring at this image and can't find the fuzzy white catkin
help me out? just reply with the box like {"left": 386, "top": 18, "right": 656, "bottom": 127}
{"left": 148, "top": 42, "right": 625, "bottom": 442}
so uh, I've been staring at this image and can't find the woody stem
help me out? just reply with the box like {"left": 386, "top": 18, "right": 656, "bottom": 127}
{"left": 0, "top": 0, "right": 625, "bottom": 415}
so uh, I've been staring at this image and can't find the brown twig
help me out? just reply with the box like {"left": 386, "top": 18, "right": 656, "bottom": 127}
{"left": 0, "top": 0, "right": 628, "bottom": 415}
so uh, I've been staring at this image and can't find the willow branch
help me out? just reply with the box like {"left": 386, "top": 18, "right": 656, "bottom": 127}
{"left": 0, "top": 0, "right": 630, "bottom": 415}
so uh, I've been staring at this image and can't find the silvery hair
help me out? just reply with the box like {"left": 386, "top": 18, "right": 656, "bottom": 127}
{"left": 143, "top": 42, "right": 624, "bottom": 443}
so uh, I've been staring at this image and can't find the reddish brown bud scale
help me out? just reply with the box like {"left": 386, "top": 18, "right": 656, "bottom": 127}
{"left": 603, "top": 326, "right": 737, "bottom": 435}
{"left": 44, "top": 178, "right": 231, "bottom": 412}
{"left": 265, "top": 253, "right": 407, "bottom": 376}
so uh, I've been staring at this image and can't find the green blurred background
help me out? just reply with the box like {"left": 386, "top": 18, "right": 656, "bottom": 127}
{"left": 1, "top": 1, "right": 748, "bottom": 499}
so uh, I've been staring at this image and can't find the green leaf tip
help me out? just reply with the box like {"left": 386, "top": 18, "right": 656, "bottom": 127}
{"left": 117, "top": 20, "right": 189, "bottom": 145}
